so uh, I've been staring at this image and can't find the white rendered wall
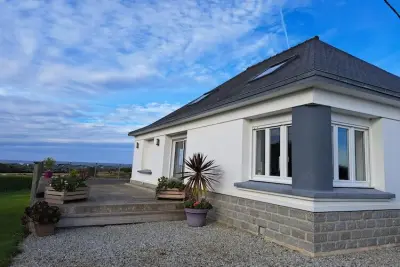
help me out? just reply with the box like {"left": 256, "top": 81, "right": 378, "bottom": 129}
{"left": 186, "top": 120, "right": 246, "bottom": 194}
{"left": 131, "top": 136, "right": 168, "bottom": 185}
{"left": 381, "top": 119, "right": 400, "bottom": 198}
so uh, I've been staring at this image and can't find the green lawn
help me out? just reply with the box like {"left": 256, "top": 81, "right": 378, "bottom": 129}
{"left": 0, "top": 190, "right": 30, "bottom": 267}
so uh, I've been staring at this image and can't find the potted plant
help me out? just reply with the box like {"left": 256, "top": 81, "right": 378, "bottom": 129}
{"left": 156, "top": 176, "right": 185, "bottom": 200}
{"left": 43, "top": 157, "right": 56, "bottom": 179}
{"left": 22, "top": 201, "right": 61, "bottom": 237}
{"left": 37, "top": 157, "right": 56, "bottom": 196}
{"left": 182, "top": 153, "right": 220, "bottom": 227}
{"left": 45, "top": 168, "right": 90, "bottom": 204}
{"left": 183, "top": 199, "right": 213, "bottom": 227}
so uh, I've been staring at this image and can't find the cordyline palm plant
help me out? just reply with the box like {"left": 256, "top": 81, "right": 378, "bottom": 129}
{"left": 182, "top": 153, "right": 220, "bottom": 200}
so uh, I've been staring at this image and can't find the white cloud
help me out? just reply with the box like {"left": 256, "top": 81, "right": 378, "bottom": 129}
{"left": 0, "top": 0, "right": 310, "bottom": 94}
{"left": 0, "top": 0, "right": 311, "bottom": 153}
{"left": 0, "top": 94, "right": 180, "bottom": 144}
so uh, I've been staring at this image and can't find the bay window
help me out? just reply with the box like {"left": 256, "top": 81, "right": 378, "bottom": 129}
{"left": 252, "top": 120, "right": 369, "bottom": 187}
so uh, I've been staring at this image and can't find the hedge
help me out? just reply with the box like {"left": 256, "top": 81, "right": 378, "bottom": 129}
{"left": 0, "top": 175, "right": 32, "bottom": 192}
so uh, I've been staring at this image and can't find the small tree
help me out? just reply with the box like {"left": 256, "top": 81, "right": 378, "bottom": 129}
{"left": 182, "top": 153, "right": 220, "bottom": 200}
{"left": 43, "top": 157, "right": 56, "bottom": 170}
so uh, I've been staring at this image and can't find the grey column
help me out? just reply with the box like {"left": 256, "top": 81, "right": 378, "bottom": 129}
{"left": 292, "top": 104, "right": 333, "bottom": 191}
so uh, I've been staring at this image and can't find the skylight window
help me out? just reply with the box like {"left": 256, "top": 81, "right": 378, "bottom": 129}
{"left": 188, "top": 93, "right": 210, "bottom": 105}
{"left": 250, "top": 58, "right": 291, "bottom": 82}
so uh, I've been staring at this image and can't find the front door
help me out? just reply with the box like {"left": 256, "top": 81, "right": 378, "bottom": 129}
{"left": 171, "top": 139, "right": 186, "bottom": 178}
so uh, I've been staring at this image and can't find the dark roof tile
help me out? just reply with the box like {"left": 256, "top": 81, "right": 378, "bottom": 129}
{"left": 130, "top": 37, "right": 400, "bottom": 136}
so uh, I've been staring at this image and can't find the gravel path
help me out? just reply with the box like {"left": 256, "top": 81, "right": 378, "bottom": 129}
{"left": 11, "top": 221, "right": 400, "bottom": 267}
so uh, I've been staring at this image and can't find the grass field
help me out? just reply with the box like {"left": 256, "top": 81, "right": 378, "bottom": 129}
{"left": 0, "top": 190, "right": 30, "bottom": 267}
{"left": 0, "top": 175, "right": 32, "bottom": 192}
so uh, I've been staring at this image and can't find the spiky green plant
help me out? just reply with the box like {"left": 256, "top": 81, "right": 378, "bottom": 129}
{"left": 182, "top": 153, "right": 220, "bottom": 200}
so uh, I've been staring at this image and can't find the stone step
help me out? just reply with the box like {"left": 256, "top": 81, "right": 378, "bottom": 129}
{"left": 56, "top": 201, "right": 185, "bottom": 228}
{"left": 59, "top": 202, "right": 184, "bottom": 215}
{"left": 57, "top": 210, "right": 186, "bottom": 228}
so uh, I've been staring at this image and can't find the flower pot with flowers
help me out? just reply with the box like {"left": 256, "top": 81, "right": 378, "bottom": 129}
{"left": 156, "top": 176, "right": 186, "bottom": 200}
{"left": 36, "top": 157, "right": 57, "bottom": 195}
{"left": 21, "top": 201, "right": 61, "bottom": 237}
{"left": 182, "top": 153, "right": 220, "bottom": 227}
{"left": 43, "top": 157, "right": 56, "bottom": 179}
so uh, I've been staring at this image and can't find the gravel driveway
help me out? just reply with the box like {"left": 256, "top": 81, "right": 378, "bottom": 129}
{"left": 11, "top": 221, "right": 400, "bottom": 267}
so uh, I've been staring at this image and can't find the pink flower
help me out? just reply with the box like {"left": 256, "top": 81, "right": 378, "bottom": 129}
{"left": 44, "top": 170, "right": 53, "bottom": 179}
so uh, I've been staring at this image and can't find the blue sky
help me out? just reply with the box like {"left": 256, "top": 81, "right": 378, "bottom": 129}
{"left": 0, "top": 0, "right": 399, "bottom": 164}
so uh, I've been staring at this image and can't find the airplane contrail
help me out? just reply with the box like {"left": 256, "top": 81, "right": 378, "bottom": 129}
{"left": 280, "top": 8, "right": 290, "bottom": 49}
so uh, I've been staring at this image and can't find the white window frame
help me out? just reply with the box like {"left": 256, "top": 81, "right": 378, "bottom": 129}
{"left": 251, "top": 120, "right": 292, "bottom": 185}
{"left": 332, "top": 123, "right": 370, "bottom": 188}
{"left": 169, "top": 137, "right": 187, "bottom": 178}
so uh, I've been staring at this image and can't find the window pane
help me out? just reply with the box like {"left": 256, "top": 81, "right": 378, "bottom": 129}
{"left": 173, "top": 140, "right": 185, "bottom": 177}
{"left": 270, "top": 128, "right": 280, "bottom": 176}
{"left": 255, "top": 130, "right": 265, "bottom": 175}
{"left": 287, "top": 126, "right": 292, "bottom": 177}
{"left": 338, "top": 128, "right": 349, "bottom": 180}
{"left": 355, "top": 131, "right": 366, "bottom": 181}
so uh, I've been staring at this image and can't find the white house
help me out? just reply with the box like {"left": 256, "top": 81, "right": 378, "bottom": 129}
{"left": 129, "top": 36, "right": 400, "bottom": 256}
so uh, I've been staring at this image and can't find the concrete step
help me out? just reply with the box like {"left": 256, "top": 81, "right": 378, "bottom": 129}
{"left": 57, "top": 210, "right": 186, "bottom": 227}
{"left": 59, "top": 202, "right": 183, "bottom": 214}
{"left": 57, "top": 202, "right": 185, "bottom": 228}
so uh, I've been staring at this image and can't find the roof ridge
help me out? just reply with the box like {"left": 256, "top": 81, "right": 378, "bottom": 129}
{"left": 318, "top": 39, "right": 400, "bottom": 80}
{"left": 247, "top": 35, "right": 320, "bottom": 70}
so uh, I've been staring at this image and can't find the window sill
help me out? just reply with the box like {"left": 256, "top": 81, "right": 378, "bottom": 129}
{"left": 251, "top": 176, "right": 292, "bottom": 185}
{"left": 137, "top": 169, "right": 152, "bottom": 175}
{"left": 333, "top": 180, "right": 369, "bottom": 188}
{"left": 234, "top": 181, "right": 395, "bottom": 200}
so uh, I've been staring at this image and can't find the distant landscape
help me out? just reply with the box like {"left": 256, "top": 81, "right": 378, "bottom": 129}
{"left": 0, "top": 159, "right": 132, "bottom": 179}
{"left": 0, "top": 159, "right": 132, "bottom": 167}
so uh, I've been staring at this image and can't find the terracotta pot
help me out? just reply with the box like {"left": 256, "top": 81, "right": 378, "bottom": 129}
{"left": 184, "top": 208, "right": 209, "bottom": 227}
{"left": 34, "top": 223, "right": 55, "bottom": 237}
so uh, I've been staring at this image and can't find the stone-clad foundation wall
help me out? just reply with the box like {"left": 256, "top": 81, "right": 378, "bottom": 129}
{"left": 207, "top": 192, "right": 400, "bottom": 256}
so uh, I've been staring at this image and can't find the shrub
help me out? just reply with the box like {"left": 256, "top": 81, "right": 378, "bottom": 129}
{"left": 70, "top": 169, "right": 79, "bottom": 178}
{"left": 50, "top": 177, "right": 87, "bottom": 192}
{"left": 23, "top": 201, "right": 61, "bottom": 225}
{"left": 0, "top": 175, "right": 32, "bottom": 192}
{"left": 156, "top": 176, "right": 185, "bottom": 192}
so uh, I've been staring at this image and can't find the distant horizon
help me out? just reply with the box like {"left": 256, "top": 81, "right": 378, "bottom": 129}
{"left": 0, "top": 159, "right": 132, "bottom": 166}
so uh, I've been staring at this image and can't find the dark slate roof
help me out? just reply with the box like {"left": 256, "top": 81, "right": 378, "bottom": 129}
{"left": 129, "top": 36, "right": 400, "bottom": 136}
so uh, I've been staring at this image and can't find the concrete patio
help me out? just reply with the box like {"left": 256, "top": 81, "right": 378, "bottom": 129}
{"left": 63, "top": 179, "right": 158, "bottom": 205}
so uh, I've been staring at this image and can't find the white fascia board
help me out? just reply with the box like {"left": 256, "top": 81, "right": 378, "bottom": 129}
{"left": 313, "top": 81, "right": 400, "bottom": 120}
